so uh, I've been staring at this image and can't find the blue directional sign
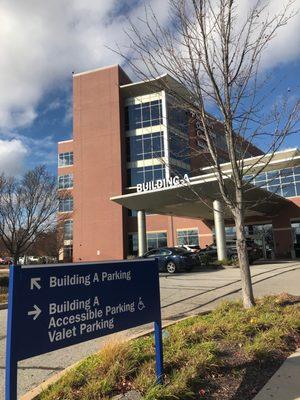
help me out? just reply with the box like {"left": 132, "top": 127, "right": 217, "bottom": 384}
{"left": 5, "top": 259, "right": 163, "bottom": 400}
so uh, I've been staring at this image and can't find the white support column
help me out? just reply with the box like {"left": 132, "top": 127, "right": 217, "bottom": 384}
{"left": 137, "top": 210, "right": 147, "bottom": 256}
{"left": 213, "top": 200, "right": 227, "bottom": 261}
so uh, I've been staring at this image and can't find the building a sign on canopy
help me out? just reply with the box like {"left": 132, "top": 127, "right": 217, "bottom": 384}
{"left": 137, "top": 174, "right": 190, "bottom": 193}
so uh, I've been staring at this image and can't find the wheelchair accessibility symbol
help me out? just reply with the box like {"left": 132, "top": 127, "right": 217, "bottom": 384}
{"left": 137, "top": 297, "right": 146, "bottom": 311}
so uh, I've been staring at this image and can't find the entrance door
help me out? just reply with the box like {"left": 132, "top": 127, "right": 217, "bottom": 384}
{"left": 291, "top": 222, "right": 300, "bottom": 258}
{"left": 246, "top": 224, "right": 274, "bottom": 259}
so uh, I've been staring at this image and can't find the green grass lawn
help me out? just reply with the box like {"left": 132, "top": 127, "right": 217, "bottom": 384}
{"left": 38, "top": 294, "right": 300, "bottom": 400}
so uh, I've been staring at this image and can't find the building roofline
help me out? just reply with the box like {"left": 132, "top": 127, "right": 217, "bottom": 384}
{"left": 73, "top": 64, "right": 120, "bottom": 77}
{"left": 201, "top": 147, "right": 300, "bottom": 175}
{"left": 58, "top": 139, "right": 73, "bottom": 144}
{"left": 120, "top": 73, "right": 191, "bottom": 99}
{"left": 120, "top": 73, "right": 169, "bottom": 89}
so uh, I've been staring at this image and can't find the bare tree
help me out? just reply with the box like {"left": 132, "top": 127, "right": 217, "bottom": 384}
{"left": 26, "top": 225, "right": 63, "bottom": 262}
{"left": 0, "top": 166, "right": 70, "bottom": 265}
{"left": 116, "top": 0, "right": 300, "bottom": 307}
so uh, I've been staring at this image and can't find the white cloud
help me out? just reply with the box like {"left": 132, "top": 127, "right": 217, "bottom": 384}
{"left": 0, "top": 0, "right": 298, "bottom": 133}
{"left": 0, "top": 0, "right": 171, "bottom": 131}
{"left": 0, "top": 139, "right": 28, "bottom": 176}
{"left": 233, "top": 0, "right": 300, "bottom": 70}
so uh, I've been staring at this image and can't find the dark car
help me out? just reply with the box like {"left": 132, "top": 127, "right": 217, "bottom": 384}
{"left": 199, "top": 239, "right": 262, "bottom": 265}
{"left": 198, "top": 244, "right": 236, "bottom": 263}
{"left": 141, "top": 247, "right": 199, "bottom": 273}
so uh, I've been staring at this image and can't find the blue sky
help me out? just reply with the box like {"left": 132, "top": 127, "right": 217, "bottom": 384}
{"left": 0, "top": 0, "right": 299, "bottom": 176}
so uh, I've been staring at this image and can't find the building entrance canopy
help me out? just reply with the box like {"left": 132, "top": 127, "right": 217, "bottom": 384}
{"left": 111, "top": 174, "right": 290, "bottom": 260}
{"left": 111, "top": 174, "right": 289, "bottom": 222}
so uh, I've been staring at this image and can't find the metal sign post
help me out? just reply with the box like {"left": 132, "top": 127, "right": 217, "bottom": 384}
{"left": 5, "top": 265, "right": 19, "bottom": 400}
{"left": 5, "top": 259, "right": 163, "bottom": 400}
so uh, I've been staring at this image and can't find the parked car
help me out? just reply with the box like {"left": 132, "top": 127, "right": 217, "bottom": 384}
{"left": 1, "top": 257, "right": 13, "bottom": 266}
{"left": 199, "top": 239, "right": 262, "bottom": 265}
{"left": 179, "top": 244, "right": 201, "bottom": 253}
{"left": 178, "top": 245, "right": 203, "bottom": 264}
{"left": 141, "top": 247, "right": 199, "bottom": 273}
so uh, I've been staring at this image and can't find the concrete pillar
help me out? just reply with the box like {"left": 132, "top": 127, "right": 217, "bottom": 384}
{"left": 213, "top": 200, "right": 227, "bottom": 261}
{"left": 137, "top": 210, "right": 147, "bottom": 256}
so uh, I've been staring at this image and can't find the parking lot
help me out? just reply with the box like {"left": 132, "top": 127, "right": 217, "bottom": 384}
{"left": 0, "top": 260, "right": 300, "bottom": 399}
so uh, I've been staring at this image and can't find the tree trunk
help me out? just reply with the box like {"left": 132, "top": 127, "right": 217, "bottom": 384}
{"left": 13, "top": 254, "right": 19, "bottom": 266}
{"left": 235, "top": 209, "right": 255, "bottom": 308}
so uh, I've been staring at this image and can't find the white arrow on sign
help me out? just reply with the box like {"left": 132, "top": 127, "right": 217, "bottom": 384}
{"left": 30, "top": 277, "right": 41, "bottom": 290}
{"left": 28, "top": 305, "right": 42, "bottom": 320}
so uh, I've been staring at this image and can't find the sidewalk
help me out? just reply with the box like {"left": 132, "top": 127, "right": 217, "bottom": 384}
{"left": 253, "top": 348, "right": 300, "bottom": 400}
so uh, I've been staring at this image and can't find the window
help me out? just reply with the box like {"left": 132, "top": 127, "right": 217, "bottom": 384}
{"left": 292, "top": 221, "right": 300, "bottom": 258}
{"left": 59, "top": 197, "right": 73, "bottom": 212}
{"left": 168, "top": 106, "right": 188, "bottom": 135}
{"left": 247, "top": 166, "right": 300, "bottom": 198}
{"left": 125, "top": 100, "right": 163, "bottom": 131}
{"left": 64, "top": 220, "right": 73, "bottom": 240}
{"left": 128, "top": 233, "right": 138, "bottom": 256}
{"left": 128, "top": 209, "right": 138, "bottom": 217}
{"left": 127, "top": 165, "right": 165, "bottom": 187}
{"left": 58, "top": 174, "right": 73, "bottom": 189}
{"left": 144, "top": 249, "right": 160, "bottom": 257}
{"left": 177, "top": 229, "right": 199, "bottom": 246}
{"left": 225, "top": 226, "right": 236, "bottom": 240}
{"left": 292, "top": 222, "right": 300, "bottom": 244}
{"left": 58, "top": 152, "right": 73, "bottom": 167}
{"left": 126, "top": 132, "right": 164, "bottom": 162}
{"left": 63, "top": 245, "right": 73, "bottom": 262}
{"left": 128, "top": 231, "right": 168, "bottom": 255}
{"left": 215, "top": 133, "right": 228, "bottom": 152}
{"left": 147, "top": 232, "right": 167, "bottom": 250}
{"left": 169, "top": 134, "right": 190, "bottom": 163}
{"left": 212, "top": 226, "right": 238, "bottom": 240}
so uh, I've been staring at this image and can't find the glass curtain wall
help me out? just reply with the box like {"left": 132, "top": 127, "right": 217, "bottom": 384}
{"left": 245, "top": 166, "right": 300, "bottom": 198}
{"left": 126, "top": 132, "right": 164, "bottom": 162}
{"left": 167, "top": 100, "right": 191, "bottom": 176}
{"left": 125, "top": 100, "right": 162, "bottom": 130}
{"left": 125, "top": 97, "right": 166, "bottom": 187}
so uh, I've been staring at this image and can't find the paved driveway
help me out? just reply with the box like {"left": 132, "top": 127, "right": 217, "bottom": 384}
{"left": 0, "top": 260, "right": 299, "bottom": 399}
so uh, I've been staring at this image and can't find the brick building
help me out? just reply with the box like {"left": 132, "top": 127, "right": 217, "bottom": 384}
{"left": 58, "top": 65, "right": 300, "bottom": 262}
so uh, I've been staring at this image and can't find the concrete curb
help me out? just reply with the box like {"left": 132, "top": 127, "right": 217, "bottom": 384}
{"left": 253, "top": 348, "right": 300, "bottom": 400}
{"left": 20, "top": 312, "right": 209, "bottom": 400}
{"left": 0, "top": 302, "right": 8, "bottom": 310}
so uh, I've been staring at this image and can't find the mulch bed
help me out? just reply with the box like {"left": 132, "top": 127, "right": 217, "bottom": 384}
{"left": 194, "top": 333, "right": 300, "bottom": 399}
